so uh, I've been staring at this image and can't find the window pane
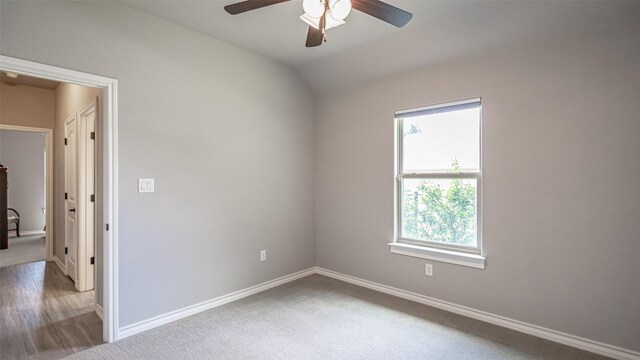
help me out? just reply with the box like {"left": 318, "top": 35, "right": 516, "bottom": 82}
{"left": 401, "top": 178, "right": 477, "bottom": 247}
{"left": 402, "top": 107, "right": 479, "bottom": 173}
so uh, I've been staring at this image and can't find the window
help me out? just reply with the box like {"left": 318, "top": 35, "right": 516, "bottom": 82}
{"left": 391, "top": 98, "right": 485, "bottom": 269}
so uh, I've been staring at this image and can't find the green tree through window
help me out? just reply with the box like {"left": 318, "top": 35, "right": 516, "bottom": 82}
{"left": 402, "top": 160, "right": 477, "bottom": 246}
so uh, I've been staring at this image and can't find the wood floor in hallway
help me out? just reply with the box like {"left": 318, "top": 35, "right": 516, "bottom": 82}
{"left": 0, "top": 261, "right": 103, "bottom": 359}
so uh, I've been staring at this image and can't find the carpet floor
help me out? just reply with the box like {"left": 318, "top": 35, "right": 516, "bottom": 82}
{"left": 0, "top": 234, "right": 46, "bottom": 268}
{"left": 65, "top": 274, "right": 611, "bottom": 360}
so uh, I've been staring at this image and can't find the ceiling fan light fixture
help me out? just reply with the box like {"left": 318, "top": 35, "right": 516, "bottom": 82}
{"left": 302, "top": 0, "right": 325, "bottom": 19}
{"left": 300, "top": 12, "right": 345, "bottom": 31}
{"left": 324, "top": 10, "right": 346, "bottom": 30}
{"left": 300, "top": 13, "right": 320, "bottom": 30}
{"left": 329, "top": 0, "right": 351, "bottom": 21}
{"left": 224, "top": 0, "right": 413, "bottom": 48}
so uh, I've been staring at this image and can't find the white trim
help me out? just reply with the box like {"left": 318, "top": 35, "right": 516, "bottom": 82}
{"left": 400, "top": 173, "right": 480, "bottom": 179}
{"left": 95, "top": 304, "right": 104, "bottom": 321}
{"left": 0, "top": 57, "right": 116, "bottom": 87}
{"left": 393, "top": 98, "right": 484, "bottom": 257}
{"left": 0, "top": 55, "right": 119, "bottom": 343}
{"left": 389, "top": 242, "right": 486, "bottom": 269}
{"left": 395, "top": 97, "right": 482, "bottom": 117}
{"left": 53, "top": 255, "right": 67, "bottom": 275}
{"left": 16, "top": 230, "right": 46, "bottom": 236}
{"left": 103, "top": 74, "right": 119, "bottom": 343}
{"left": 118, "top": 267, "right": 316, "bottom": 339}
{"left": 315, "top": 267, "right": 640, "bottom": 360}
{"left": 0, "top": 124, "right": 54, "bottom": 262}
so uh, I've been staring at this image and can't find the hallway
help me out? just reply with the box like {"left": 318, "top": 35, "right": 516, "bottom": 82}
{"left": 0, "top": 261, "right": 102, "bottom": 359}
{"left": 0, "top": 234, "right": 46, "bottom": 268}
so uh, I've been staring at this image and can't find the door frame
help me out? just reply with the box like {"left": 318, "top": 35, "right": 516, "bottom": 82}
{"left": 0, "top": 124, "right": 53, "bottom": 261}
{"left": 0, "top": 55, "right": 119, "bottom": 343}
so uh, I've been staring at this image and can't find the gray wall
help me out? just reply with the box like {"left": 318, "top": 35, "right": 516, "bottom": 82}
{"left": 0, "top": 1, "right": 315, "bottom": 327}
{"left": 0, "top": 130, "right": 46, "bottom": 232}
{"left": 315, "top": 22, "right": 640, "bottom": 352}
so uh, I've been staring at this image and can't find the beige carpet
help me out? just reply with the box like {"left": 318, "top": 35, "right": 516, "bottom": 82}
{"left": 65, "top": 274, "right": 611, "bottom": 360}
{"left": 0, "top": 234, "right": 46, "bottom": 267}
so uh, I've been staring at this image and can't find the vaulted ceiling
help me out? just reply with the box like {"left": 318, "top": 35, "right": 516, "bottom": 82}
{"left": 122, "top": 1, "right": 640, "bottom": 93}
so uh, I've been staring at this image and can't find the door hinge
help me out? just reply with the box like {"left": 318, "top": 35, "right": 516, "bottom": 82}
{"left": 90, "top": 194, "right": 95, "bottom": 202}
{"left": 106, "top": 224, "right": 109, "bottom": 231}
{"left": 65, "top": 247, "right": 68, "bottom": 255}
{"left": 90, "top": 132, "right": 95, "bottom": 140}
{"left": 64, "top": 138, "right": 68, "bottom": 145}
{"left": 65, "top": 192, "right": 68, "bottom": 200}
{"left": 90, "top": 256, "right": 95, "bottom": 265}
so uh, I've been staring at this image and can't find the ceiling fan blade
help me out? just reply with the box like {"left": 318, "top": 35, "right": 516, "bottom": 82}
{"left": 305, "top": 26, "right": 324, "bottom": 47}
{"left": 352, "top": 0, "right": 412, "bottom": 28}
{"left": 305, "top": 15, "right": 325, "bottom": 48}
{"left": 224, "top": 0, "right": 290, "bottom": 15}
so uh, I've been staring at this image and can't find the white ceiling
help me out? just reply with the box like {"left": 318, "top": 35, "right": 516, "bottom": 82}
{"left": 121, "top": 1, "right": 640, "bottom": 94}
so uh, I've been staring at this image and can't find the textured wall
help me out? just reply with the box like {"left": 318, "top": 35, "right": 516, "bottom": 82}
{"left": 314, "top": 23, "right": 640, "bottom": 351}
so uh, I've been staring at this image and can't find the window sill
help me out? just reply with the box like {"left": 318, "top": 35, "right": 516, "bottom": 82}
{"left": 388, "top": 242, "right": 485, "bottom": 269}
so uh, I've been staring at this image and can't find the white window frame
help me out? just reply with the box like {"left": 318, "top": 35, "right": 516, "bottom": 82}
{"left": 390, "top": 98, "right": 485, "bottom": 269}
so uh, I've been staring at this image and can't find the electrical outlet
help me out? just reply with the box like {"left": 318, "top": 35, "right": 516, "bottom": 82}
{"left": 260, "top": 249, "right": 267, "bottom": 262}
{"left": 425, "top": 263, "right": 433, "bottom": 276}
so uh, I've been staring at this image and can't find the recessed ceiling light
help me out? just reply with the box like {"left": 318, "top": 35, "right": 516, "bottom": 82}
{"left": 5, "top": 72, "right": 19, "bottom": 79}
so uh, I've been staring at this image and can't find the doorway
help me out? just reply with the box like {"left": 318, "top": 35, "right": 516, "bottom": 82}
{"left": 0, "top": 73, "right": 103, "bottom": 358}
{"left": 0, "top": 126, "right": 53, "bottom": 266}
{"left": 0, "top": 55, "right": 119, "bottom": 344}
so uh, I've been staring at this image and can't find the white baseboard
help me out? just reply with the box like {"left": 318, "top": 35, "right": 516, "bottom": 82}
{"left": 117, "top": 267, "right": 316, "bottom": 340}
{"left": 111, "top": 264, "right": 638, "bottom": 360}
{"left": 315, "top": 267, "right": 640, "bottom": 360}
{"left": 53, "top": 256, "right": 66, "bottom": 275}
{"left": 95, "top": 304, "right": 104, "bottom": 320}
{"left": 19, "top": 230, "right": 46, "bottom": 236}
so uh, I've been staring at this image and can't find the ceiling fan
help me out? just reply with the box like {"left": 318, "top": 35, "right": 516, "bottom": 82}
{"left": 224, "top": 0, "right": 412, "bottom": 48}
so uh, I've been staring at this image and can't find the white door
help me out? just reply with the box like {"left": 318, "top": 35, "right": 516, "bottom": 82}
{"left": 78, "top": 101, "right": 96, "bottom": 291}
{"left": 65, "top": 115, "right": 79, "bottom": 283}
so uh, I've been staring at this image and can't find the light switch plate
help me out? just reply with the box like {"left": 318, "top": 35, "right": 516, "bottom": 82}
{"left": 138, "top": 178, "right": 155, "bottom": 193}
